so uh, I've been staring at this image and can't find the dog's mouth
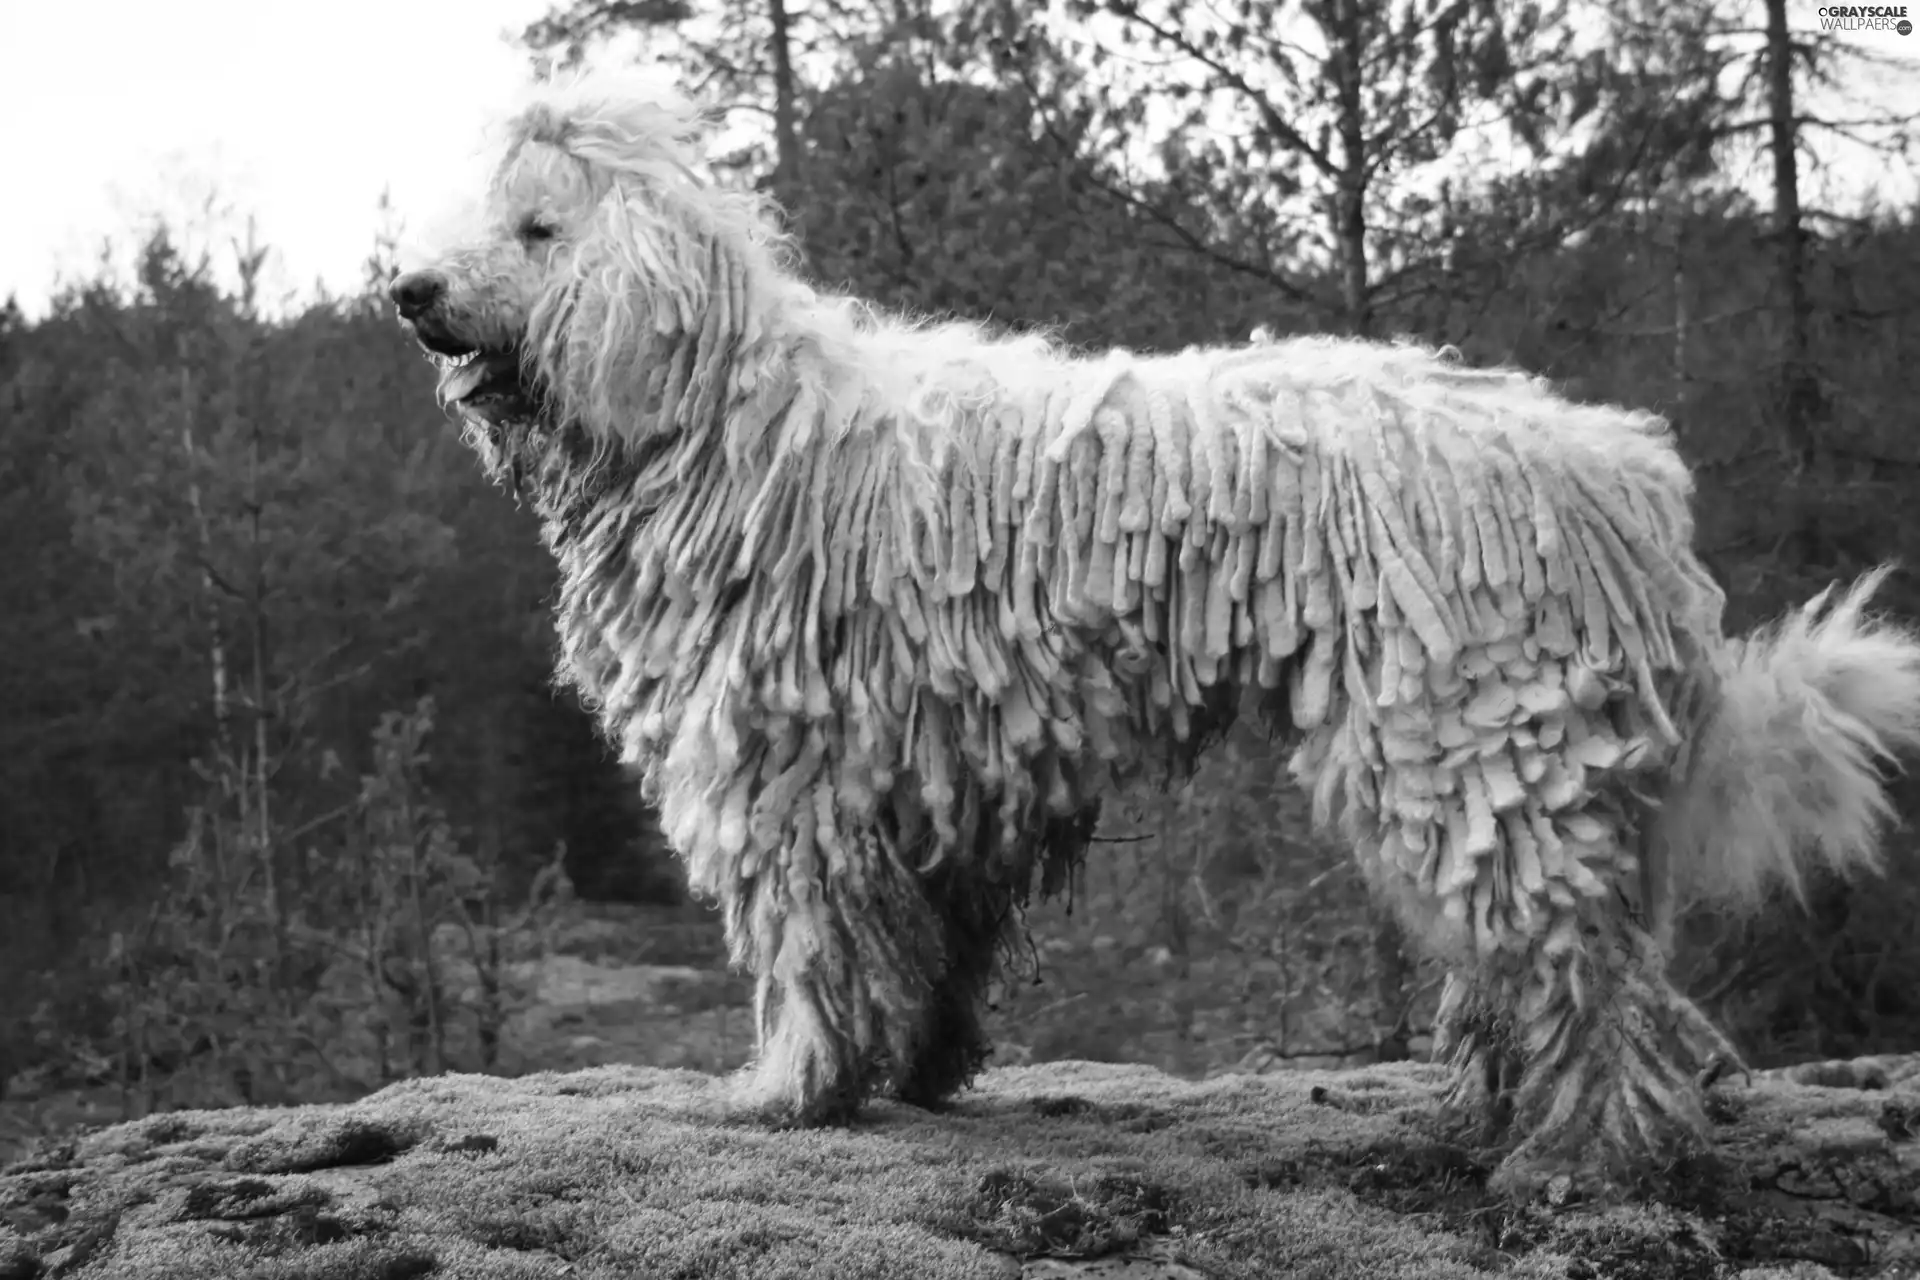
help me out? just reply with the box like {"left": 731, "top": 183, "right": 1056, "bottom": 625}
{"left": 426, "top": 345, "right": 526, "bottom": 413}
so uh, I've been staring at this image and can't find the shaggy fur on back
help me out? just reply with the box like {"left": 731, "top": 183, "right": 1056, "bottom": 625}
{"left": 392, "top": 73, "right": 1920, "bottom": 1197}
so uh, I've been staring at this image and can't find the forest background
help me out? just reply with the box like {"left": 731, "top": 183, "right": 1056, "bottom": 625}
{"left": 2, "top": 0, "right": 1918, "bottom": 1139}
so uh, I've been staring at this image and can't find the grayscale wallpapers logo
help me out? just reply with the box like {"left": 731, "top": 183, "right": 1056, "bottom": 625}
{"left": 1816, "top": 4, "right": 1912, "bottom": 30}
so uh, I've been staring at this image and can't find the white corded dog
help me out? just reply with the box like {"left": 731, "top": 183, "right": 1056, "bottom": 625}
{"left": 392, "top": 72, "right": 1920, "bottom": 1197}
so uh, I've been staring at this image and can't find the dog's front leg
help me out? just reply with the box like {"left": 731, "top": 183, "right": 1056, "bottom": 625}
{"left": 721, "top": 820, "right": 947, "bottom": 1125}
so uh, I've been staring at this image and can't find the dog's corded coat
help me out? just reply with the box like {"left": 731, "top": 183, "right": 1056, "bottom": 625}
{"left": 392, "top": 74, "right": 1920, "bottom": 1195}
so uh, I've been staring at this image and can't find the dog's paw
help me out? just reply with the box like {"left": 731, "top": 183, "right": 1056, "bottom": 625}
{"left": 722, "top": 1063, "right": 869, "bottom": 1129}
{"left": 1486, "top": 1149, "right": 1618, "bottom": 1208}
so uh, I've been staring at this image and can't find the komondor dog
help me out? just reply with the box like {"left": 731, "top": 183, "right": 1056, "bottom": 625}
{"left": 391, "top": 74, "right": 1920, "bottom": 1197}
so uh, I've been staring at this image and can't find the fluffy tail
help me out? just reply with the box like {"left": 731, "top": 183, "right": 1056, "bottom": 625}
{"left": 1659, "top": 565, "right": 1920, "bottom": 919}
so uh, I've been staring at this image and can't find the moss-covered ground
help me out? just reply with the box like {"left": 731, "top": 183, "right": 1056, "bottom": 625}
{"left": 3, "top": 1056, "right": 1915, "bottom": 1279}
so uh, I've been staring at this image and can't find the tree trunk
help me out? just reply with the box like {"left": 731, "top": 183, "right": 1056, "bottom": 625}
{"left": 1325, "top": 0, "right": 1399, "bottom": 1034}
{"left": 1328, "top": 0, "right": 1374, "bottom": 337}
{"left": 1764, "top": 0, "right": 1819, "bottom": 469}
{"left": 768, "top": 0, "right": 799, "bottom": 190}
{"left": 180, "top": 369, "right": 231, "bottom": 742}
{"left": 1672, "top": 220, "right": 1689, "bottom": 434}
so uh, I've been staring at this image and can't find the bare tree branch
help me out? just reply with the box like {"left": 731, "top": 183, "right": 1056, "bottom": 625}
{"left": 1101, "top": 4, "right": 1342, "bottom": 177}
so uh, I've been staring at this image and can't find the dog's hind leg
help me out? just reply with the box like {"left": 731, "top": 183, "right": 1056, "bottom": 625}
{"left": 1435, "top": 896, "right": 1744, "bottom": 1199}
{"left": 1430, "top": 966, "right": 1522, "bottom": 1145}
{"left": 1307, "top": 649, "right": 1745, "bottom": 1198}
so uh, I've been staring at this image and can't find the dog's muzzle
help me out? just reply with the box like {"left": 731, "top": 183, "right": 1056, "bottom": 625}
{"left": 389, "top": 269, "right": 525, "bottom": 412}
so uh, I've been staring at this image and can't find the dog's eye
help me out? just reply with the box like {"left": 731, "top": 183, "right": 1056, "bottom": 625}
{"left": 518, "top": 218, "right": 558, "bottom": 244}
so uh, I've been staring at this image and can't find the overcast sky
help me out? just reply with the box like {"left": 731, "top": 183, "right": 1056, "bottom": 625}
{"left": 0, "top": 0, "right": 551, "bottom": 316}
{"left": 2, "top": 0, "right": 1914, "bottom": 320}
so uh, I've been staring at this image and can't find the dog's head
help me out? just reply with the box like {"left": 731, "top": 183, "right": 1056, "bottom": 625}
{"left": 391, "top": 75, "right": 788, "bottom": 454}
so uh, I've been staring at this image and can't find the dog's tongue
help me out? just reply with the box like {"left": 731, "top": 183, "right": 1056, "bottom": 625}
{"left": 441, "top": 354, "right": 513, "bottom": 403}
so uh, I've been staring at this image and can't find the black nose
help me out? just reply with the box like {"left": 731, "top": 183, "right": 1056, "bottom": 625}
{"left": 390, "top": 271, "right": 445, "bottom": 321}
